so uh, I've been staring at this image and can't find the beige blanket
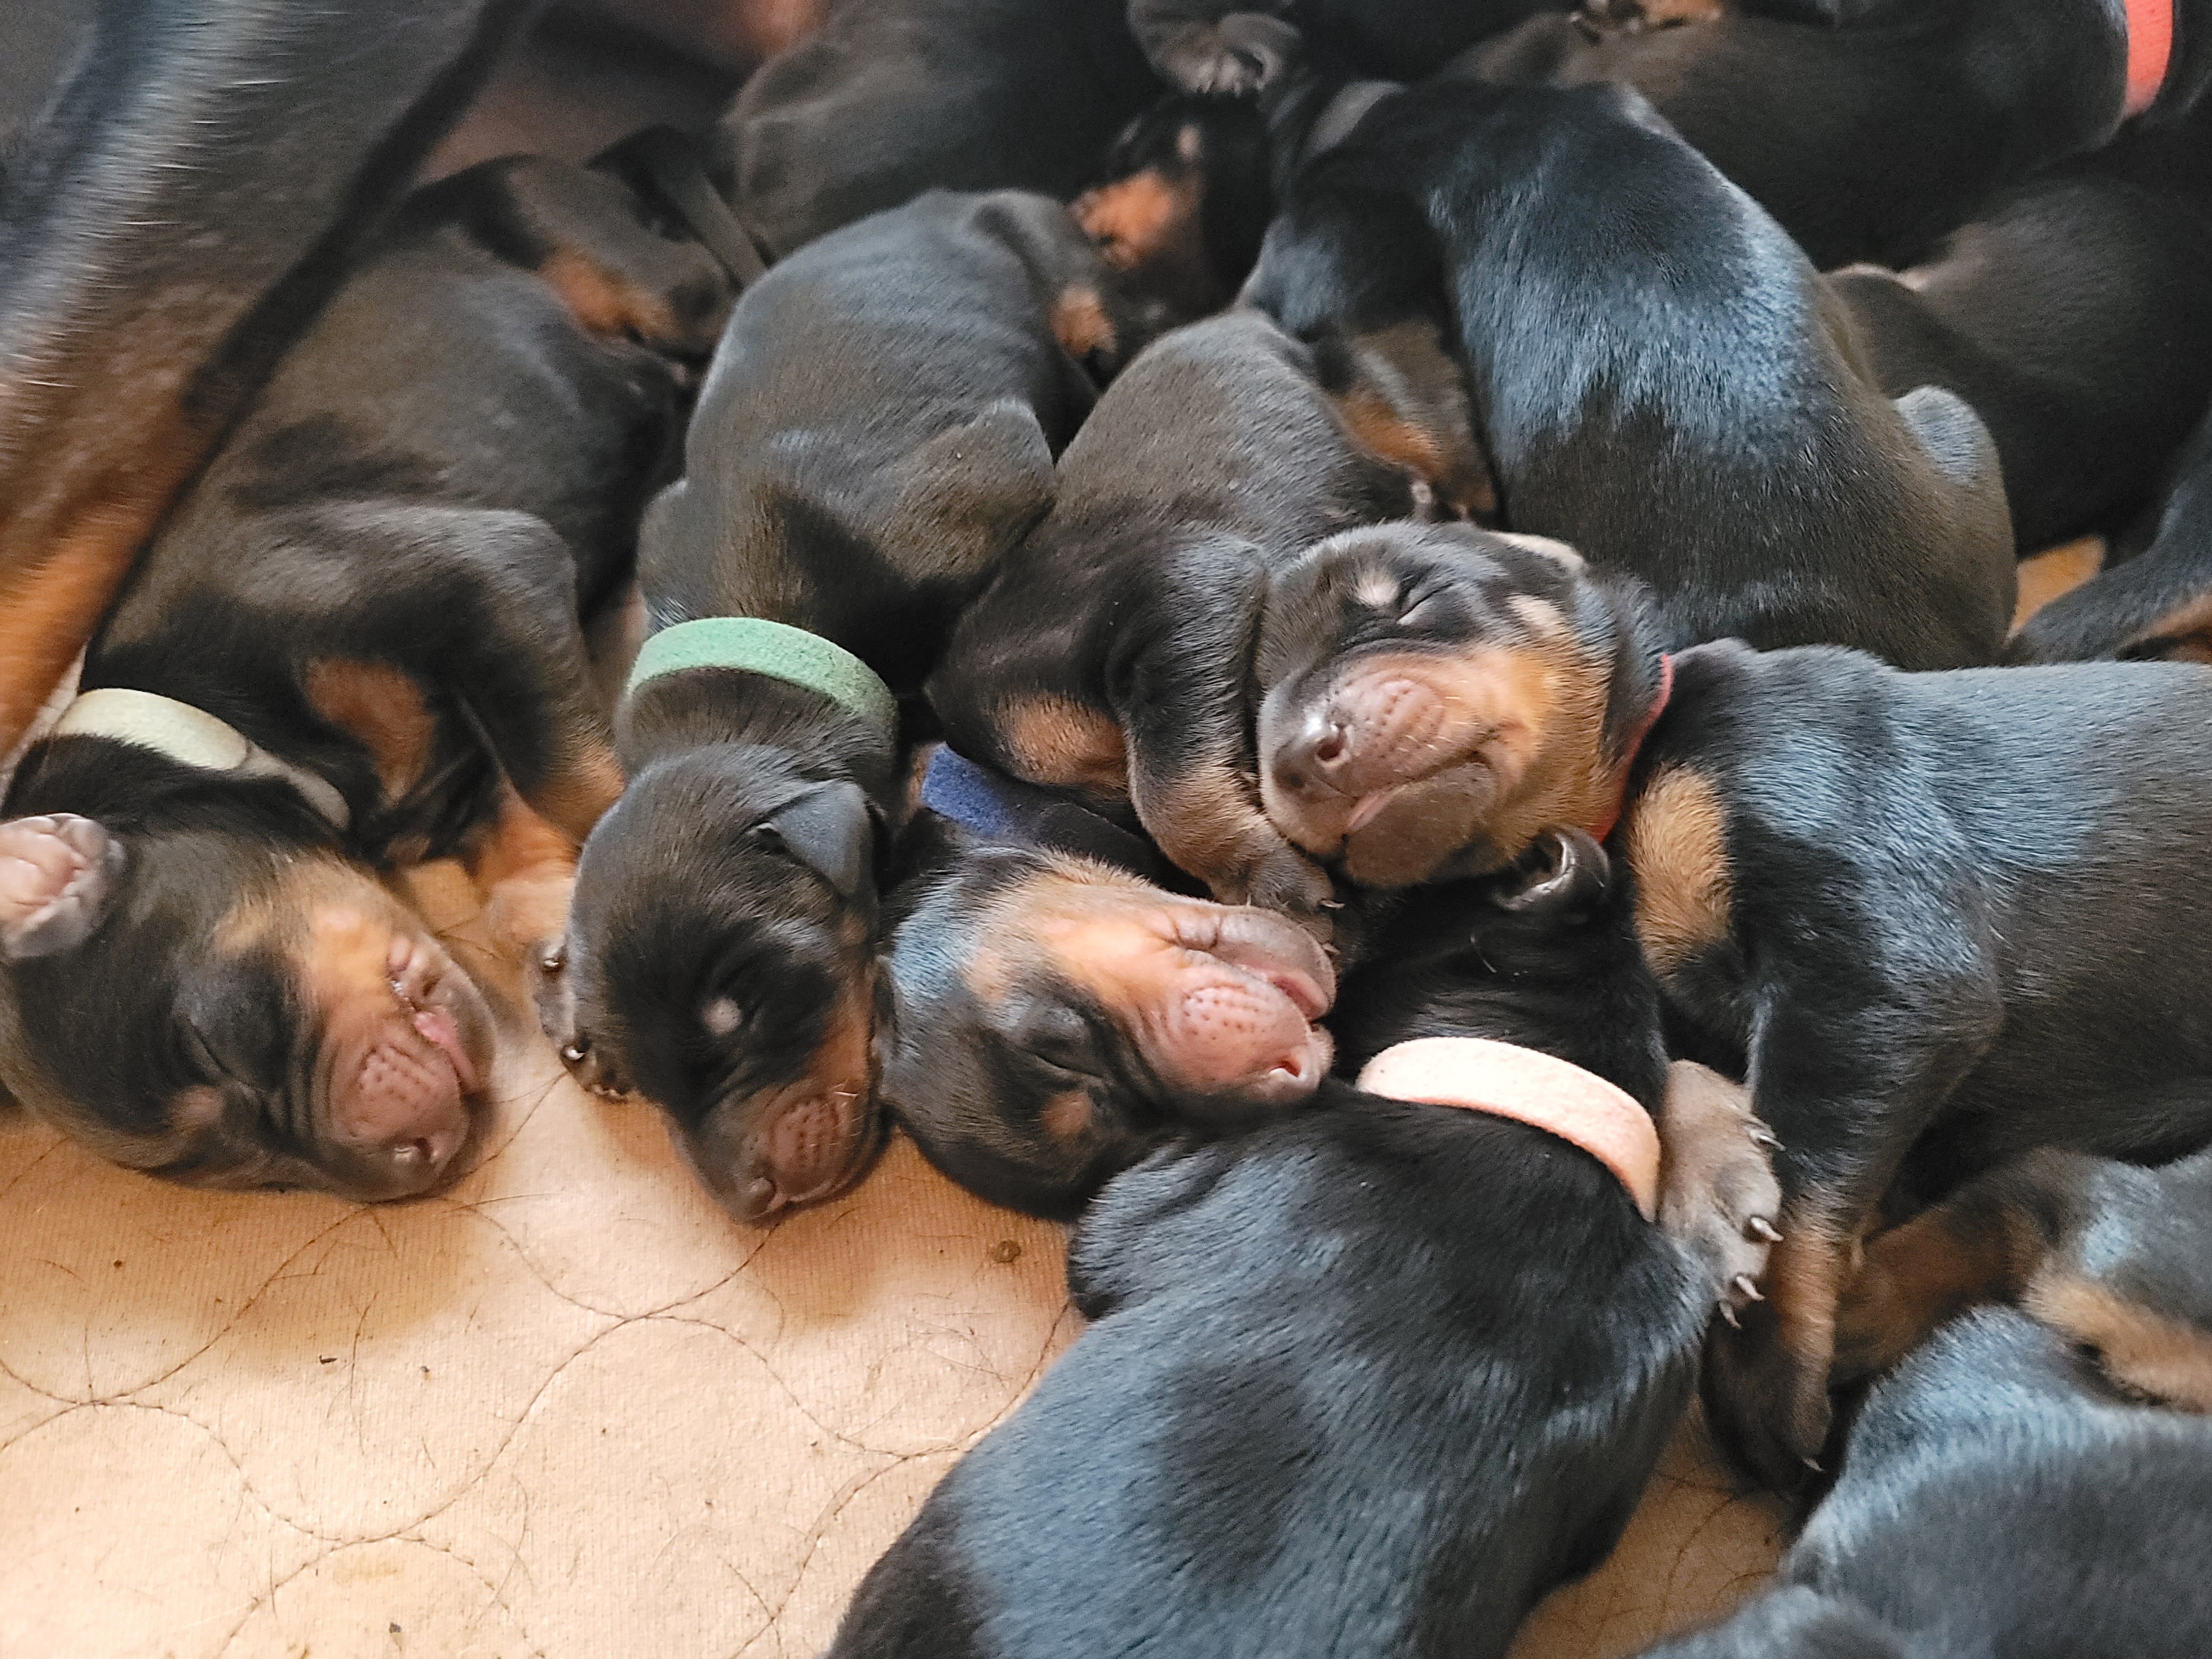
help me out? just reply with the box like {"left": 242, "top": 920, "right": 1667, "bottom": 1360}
{"left": 0, "top": 863, "right": 1782, "bottom": 1658}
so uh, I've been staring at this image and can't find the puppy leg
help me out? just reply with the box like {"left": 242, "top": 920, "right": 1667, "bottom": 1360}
{"left": 1320, "top": 319, "right": 1499, "bottom": 522}
{"left": 1656, "top": 1061, "right": 1784, "bottom": 1323}
{"left": 270, "top": 504, "right": 626, "bottom": 846}
{"left": 1702, "top": 954, "right": 2002, "bottom": 1489}
{"left": 464, "top": 782, "right": 582, "bottom": 971}
{"left": 1832, "top": 1149, "right": 2087, "bottom": 1382}
{"left": 1120, "top": 553, "right": 1338, "bottom": 932}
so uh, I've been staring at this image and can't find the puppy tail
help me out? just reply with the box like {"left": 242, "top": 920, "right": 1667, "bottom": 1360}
{"left": 1638, "top": 1585, "right": 1914, "bottom": 1658}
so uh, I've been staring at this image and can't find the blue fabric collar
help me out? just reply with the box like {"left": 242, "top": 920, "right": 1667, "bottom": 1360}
{"left": 919, "top": 746, "right": 1193, "bottom": 890}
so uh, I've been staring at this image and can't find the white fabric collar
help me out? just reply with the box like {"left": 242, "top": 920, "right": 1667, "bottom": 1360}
{"left": 50, "top": 687, "right": 352, "bottom": 830}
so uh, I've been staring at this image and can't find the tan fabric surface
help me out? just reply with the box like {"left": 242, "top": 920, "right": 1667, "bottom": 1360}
{"left": 0, "top": 865, "right": 1784, "bottom": 1658}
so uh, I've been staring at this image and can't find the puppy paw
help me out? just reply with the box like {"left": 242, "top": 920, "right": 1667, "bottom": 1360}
{"left": 1147, "top": 12, "right": 1301, "bottom": 93}
{"left": 0, "top": 813, "right": 123, "bottom": 961}
{"left": 1656, "top": 1061, "right": 1783, "bottom": 1323}
{"left": 529, "top": 942, "right": 632, "bottom": 1099}
{"left": 1221, "top": 842, "right": 1343, "bottom": 947}
{"left": 1572, "top": 0, "right": 1723, "bottom": 34}
{"left": 1703, "top": 1305, "right": 1835, "bottom": 1494}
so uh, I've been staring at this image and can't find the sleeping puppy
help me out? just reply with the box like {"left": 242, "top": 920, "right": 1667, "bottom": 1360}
{"left": 2011, "top": 401, "right": 2212, "bottom": 664}
{"left": 1646, "top": 1147, "right": 2212, "bottom": 1656}
{"left": 1830, "top": 99, "right": 2212, "bottom": 554}
{"left": 541, "top": 190, "right": 1156, "bottom": 1224}
{"left": 1241, "top": 72, "right": 2017, "bottom": 671}
{"left": 834, "top": 827, "right": 1780, "bottom": 1658}
{"left": 714, "top": 0, "right": 1160, "bottom": 259}
{"left": 928, "top": 308, "right": 1417, "bottom": 939}
{"left": 0, "top": 152, "right": 731, "bottom": 1199}
{"left": 1253, "top": 521, "right": 2212, "bottom": 1490}
{"left": 1459, "top": 0, "right": 2182, "bottom": 270}
{"left": 875, "top": 812, "right": 1339, "bottom": 1218}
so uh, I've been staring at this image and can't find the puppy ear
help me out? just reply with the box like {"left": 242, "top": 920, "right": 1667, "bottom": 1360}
{"left": 0, "top": 813, "right": 125, "bottom": 962}
{"left": 757, "top": 782, "right": 878, "bottom": 908}
{"left": 1493, "top": 827, "right": 1610, "bottom": 915}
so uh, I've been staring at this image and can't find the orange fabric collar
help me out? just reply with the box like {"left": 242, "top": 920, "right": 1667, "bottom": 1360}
{"left": 1588, "top": 652, "right": 1673, "bottom": 846}
{"left": 1358, "top": 1037, "right": 1661, "bottom": 1220}
{"left": 2126, "top": 0, "right": 2176, "bottom": 116}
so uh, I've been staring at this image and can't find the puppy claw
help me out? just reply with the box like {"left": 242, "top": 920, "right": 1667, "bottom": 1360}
{"left": 1719, "top": 1302, "right": 1741, "bottom": 1329}
{"left": 1732, "top": 1274, "right": 1765, "bottom": 1304}
{"left": 1746, "top": 1215, "right": 1783, "bottom": 1243}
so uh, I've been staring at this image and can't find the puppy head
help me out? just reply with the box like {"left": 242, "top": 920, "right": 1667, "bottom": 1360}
{"left": 545, "top": 748, "right": 887, "bottom": 1224}
{"left": 880, "top": 845, "right": 1335, "bottom": 1217}
{"left": 0, "top": 810, "right": 493, "bottom": 1199}
{"left": 1072, "top": 92, "right": 1272, "bottom": 321}
{"left": 1256, "top": 521, "right": 1654, "bottom": 888}
{"left": 1327, "top": 827, "right": 1668, "bottom": 1108}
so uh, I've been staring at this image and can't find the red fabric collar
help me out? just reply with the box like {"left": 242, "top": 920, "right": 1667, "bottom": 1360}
{"left": 2126, "top": 0, "right": 2176, "bottom": 117}
{"left": 1587, "top": 652, "right": 1673, "bottom": 846}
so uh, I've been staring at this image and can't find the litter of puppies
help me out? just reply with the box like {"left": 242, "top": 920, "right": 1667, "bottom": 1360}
{"left": 4, "top": 0, "right": 2212, "bottom": 1652}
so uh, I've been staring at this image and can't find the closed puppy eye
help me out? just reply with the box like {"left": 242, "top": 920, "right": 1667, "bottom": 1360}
{"left": 1398, "top": 593, "right": 1437, "bottom": 627}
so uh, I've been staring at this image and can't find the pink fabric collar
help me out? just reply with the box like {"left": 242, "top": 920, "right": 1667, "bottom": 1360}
{"left": 2126, "top": 0, "right": 2176, "bottom": 117}
{"left": 1358, "top": 1037, "right": 1661, "bottom": 1220}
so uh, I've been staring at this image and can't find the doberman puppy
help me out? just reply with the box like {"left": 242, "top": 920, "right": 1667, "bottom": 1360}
{"left": 929, "top": 308, "right": 1417, "bottom": 938}
{"left": 874, "top": 808, "right": 1340, "bottom": 1218}
{"left": 1250, "top": 525, "right": 2212, "bottom": 1490}
{"left": 833, "top": 831, "right": 1780, "bottom": 1658}
{"left": 1459, "top": 0, "right": 2190, "bottom": 270}
{"left": 0, "top": 0, "right": 528, "bottom": 763}
{"left": 2012, "top": 402, "right": 2212, "bottom": 664}
{"left": 539, "top": 189, "right": 1155, "bottom": 1224}
{"left": 714, "top": 0, "right": 1161, "bottom": 259}
{"left": 1647, "top": 1149, "right": 2212, "bottom": 1656}
{"left": 1830, "top": 100, "right": 2212, "bottom": 555}
{"left": 1240, "top": 73, "right": 2016, "bottom": 670}
{"left": 0, "top": 150, "right": 731, "bottom": 1200}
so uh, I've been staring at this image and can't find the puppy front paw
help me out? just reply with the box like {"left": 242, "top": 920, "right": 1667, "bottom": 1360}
{"left": 1657, "top": 1061, "right": 1783, "bottom": 1323}
{"left": 1572, "top": 0, "right": 1723, "bottom": 34}
{"left": 1146, "top": 11, "right": 1301, "bottom": 93}
{"left": 529, "top": 942, "right": 632, "bottom": 1100}
{"left": 1220, "top": 842, "right": 1343, "bottom": 948}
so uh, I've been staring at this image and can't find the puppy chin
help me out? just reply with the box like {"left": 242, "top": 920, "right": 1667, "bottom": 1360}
{"left": 1338, "top": 768, "right": 1490, "bottom": 888}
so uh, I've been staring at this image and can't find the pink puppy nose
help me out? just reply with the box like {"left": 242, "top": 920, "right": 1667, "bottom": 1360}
{"left": 342, "top": 1040, "right": 468, "bottom": 1171}
{"left": 1270, "top": 711, "right": 1354, "bottom": 797}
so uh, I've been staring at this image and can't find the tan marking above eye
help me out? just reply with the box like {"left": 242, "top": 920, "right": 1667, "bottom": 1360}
{"left": 1039, "top": 1088, "right": 1093, "bottom": 1143}
{"left": 1622, "top": 765, "right": 1733, "bottom": 978}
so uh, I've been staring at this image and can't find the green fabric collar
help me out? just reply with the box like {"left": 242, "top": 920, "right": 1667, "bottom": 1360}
{"left": 626, "top": 618, "right": 899, "bottom": 741}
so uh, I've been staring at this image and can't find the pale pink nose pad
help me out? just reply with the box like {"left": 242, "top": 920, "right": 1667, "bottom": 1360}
{"left": 1270, "top": 712, "right": 1353, "bottom": 798}
{"left": 343, "top": 1042, "right": 469, "bottom": 1172}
